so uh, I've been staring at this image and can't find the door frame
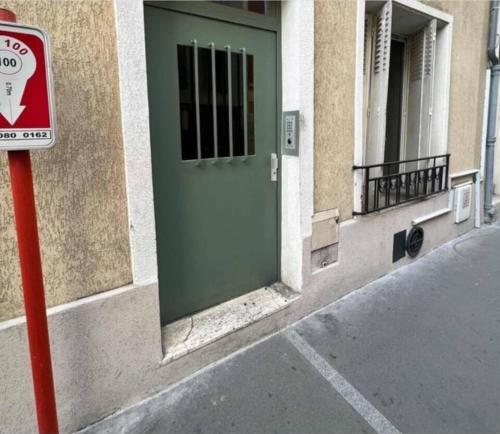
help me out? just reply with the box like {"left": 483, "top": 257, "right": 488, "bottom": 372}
{"left": 146, "top": 1, "right": 282, "bottom": 292}
{"left": 145, "top": 2, "right": 282, "bottom": 322}
{"left": 114, "top": 0, "right": 314, "bottom": 332}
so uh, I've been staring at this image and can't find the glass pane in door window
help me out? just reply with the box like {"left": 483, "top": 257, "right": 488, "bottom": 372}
{"left": 246, "top": 55, "right": 255, "bottom": 155}
{"left": 177, "top": 44, "right": 255, "bottom": 160}
{"left": 215, "top": 48, "right": 230, "bottom": 157}
{"left": 177, "top": 45, "right": 197, "bottom": 160}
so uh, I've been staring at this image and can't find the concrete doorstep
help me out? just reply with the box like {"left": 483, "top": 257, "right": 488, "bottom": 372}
{"left": 79, "top": 223, "right": 500, "bottom": 434}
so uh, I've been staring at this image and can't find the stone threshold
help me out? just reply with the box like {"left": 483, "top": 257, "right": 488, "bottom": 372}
{"left": 161, "top": 283, "right": 300, "bottom": 364}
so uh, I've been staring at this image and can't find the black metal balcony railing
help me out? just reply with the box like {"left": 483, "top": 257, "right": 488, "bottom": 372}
{"left": 353, "top": 154, "right": 450, "bottom": 215}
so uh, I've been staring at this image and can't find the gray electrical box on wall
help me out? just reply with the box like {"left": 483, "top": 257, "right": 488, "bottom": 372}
{"left": 282, "top": 111, "right": 299, "bottom": 156}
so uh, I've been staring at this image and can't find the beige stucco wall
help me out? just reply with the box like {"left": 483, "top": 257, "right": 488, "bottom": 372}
{"left": 314, "top": 0, "right": 489, "bottom": 219}
{"left": 0, "top": 1, "right": 132, "bottom": 322}
{"left": 314, "top": 0, "right": 357, "bottom": 220}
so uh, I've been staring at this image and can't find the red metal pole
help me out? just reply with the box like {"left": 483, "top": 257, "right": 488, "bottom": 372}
{"left": 1, "top": 8, "right": 59, "bottom": 434}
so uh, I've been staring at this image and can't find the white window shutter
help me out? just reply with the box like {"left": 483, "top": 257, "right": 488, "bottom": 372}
{"left": 363, "top": 16, "right": 373, "bottom": 155}
{"left": 405, "top": 19, "right": 437, "bottom": 165}
{"left": 365, "top": 1, "right": 392, "bottom": 166}
{"left": 420, "top": 19, "right": 437, "bottom": 159}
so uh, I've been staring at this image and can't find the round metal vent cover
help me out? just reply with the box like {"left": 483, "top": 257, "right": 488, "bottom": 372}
{"left": 406, "top": 227, "right": 424, "bottom": 258}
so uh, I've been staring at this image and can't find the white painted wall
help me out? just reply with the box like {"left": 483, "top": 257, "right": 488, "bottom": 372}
{"left": 280, "top": 0, "right": 314, "bottom": 290}
{"left": 114, "top": 0, "right": 158, "bottom": 286}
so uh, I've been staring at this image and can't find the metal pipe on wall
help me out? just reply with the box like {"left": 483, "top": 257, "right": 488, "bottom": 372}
{"left": 484, "top": 0, "right": 500, "bottom": 222}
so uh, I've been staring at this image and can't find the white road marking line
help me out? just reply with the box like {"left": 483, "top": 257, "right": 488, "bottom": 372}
{"left": 286, "top": 329, "right": 401, "bottom": 434}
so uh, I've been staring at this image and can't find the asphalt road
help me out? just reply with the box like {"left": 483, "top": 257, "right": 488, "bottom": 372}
{"left": 81, "top": 223, "right": 500, "bottom": 434}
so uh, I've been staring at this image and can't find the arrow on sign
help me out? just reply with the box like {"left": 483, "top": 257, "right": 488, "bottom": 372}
{"left": 0, "top": 35, "right": 37, "bottom": 126}
{"left": 0, "top": 26, "right": 55, "bottom": 151}
{"left": 0, "top": 78, "right": 26, "bottom": 125}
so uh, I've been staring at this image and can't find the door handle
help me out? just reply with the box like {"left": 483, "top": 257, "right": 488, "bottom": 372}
{"left": 271, "top": 153, "right": 278, "bottom": 182}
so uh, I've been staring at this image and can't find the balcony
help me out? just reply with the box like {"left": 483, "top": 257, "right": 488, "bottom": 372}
{"left": 353, "top": 154, "right": 450, "bottom": 215}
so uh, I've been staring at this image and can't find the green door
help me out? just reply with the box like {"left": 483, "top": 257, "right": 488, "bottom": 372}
{"left": 144, "top": 4, "right": 279, "bottom": 325}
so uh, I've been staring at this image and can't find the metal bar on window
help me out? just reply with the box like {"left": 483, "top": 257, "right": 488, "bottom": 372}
{"left": 192, "top": 39, "right": 201, "bottom": 163}
{"left": 445, "top": 154, "right": 450, "bottom": 189}
{"left": 385, "top": 178, "right": 390, "bottom": 208}
{"left": 352, "top": 155, "right": 451, "bottom": 215}
{"left": 355, "top": 191, "right": 448, "bottom": 215}
{"left": 209, "top": 42, "right": 218, "bottom": 160}
{"left": 352, "top": 153, "right": 450, "bottom": 170}
{"left": 364, "top": 168, "right": 369, "bottom": 214}
{"left": 432, "top": 157, "right": 437, "bottom": 192}
{"left": 396, "top": 175, "right": 401, "bottom": 204}
{"left": 368, "top": 165, "right": 448, "bottom": 182}
{"left": 226, "top": 45, "right": 233, "bottom": 160}
{"left": 241, "top": 47, "right": 248, "bottom": 158}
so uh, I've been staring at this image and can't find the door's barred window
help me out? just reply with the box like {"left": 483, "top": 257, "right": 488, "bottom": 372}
{"left": 177, "top": 43, "right": 255, "bottom": 161}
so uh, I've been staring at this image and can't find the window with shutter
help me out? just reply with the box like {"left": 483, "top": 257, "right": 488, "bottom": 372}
{"left": 355, "top": 0, "right": 452, "bottom": 215}
{"left": 363, "top": 1, "right": 445, "bottom": 170}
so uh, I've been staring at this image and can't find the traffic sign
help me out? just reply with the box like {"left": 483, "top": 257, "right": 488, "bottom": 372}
{"left": 0, "top": 22, "right": 55, "bottom": 150}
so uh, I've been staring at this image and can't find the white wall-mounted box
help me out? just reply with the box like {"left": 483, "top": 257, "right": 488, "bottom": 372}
{"left": 454, "top": 183, "right": 472, "bottom": 223}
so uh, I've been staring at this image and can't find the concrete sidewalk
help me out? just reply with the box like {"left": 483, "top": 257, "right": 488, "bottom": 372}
{"left": 81, "top": 223, "right": 500, "bottom": 434}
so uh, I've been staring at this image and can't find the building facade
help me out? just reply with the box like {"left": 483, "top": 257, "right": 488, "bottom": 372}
{"left": 0, "top": 1, "right": 493, "bottom": 432}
